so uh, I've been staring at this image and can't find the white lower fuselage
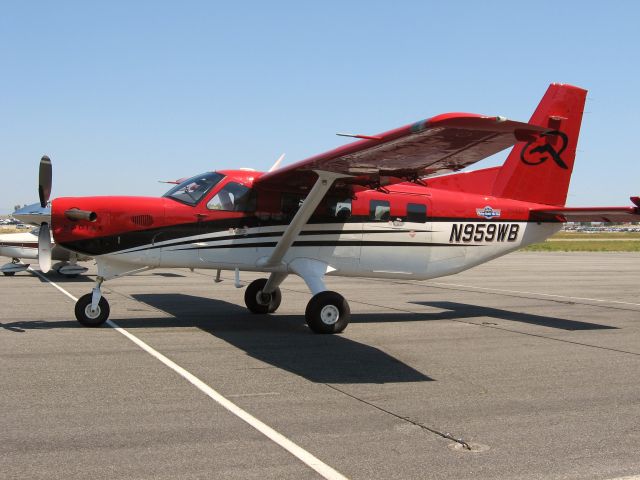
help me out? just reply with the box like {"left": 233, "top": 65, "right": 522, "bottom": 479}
{"left": 99, "top": 220, "right": 561, "bottom": 281}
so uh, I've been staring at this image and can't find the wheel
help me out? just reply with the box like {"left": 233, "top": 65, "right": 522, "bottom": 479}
{"left": 305, "top": 291, "right": 350, "bottom": 334}
{"left": 52, "top": 262, "right": 65, "bottom": 273}
{"left": 74, "top": 293, "right": 110, "bottom": 327}
{"left": 244, "top": 278, "right": 282, "bottom": 314}
{"left": 3, "top": 271, "right": 15, "bottom": 276}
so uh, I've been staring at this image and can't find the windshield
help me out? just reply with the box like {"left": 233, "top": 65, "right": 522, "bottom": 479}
{"left": 163, "top": 172, "right": 225, "bottom": 206}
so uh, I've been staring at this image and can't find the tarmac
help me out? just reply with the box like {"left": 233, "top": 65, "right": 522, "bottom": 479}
{"left": 1, "top": 252, "right": 640, "bottom": 480}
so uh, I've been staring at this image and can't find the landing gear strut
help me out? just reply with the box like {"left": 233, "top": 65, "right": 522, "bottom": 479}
{"left": 75, "top": 277, "right": 110, "bottom": 327}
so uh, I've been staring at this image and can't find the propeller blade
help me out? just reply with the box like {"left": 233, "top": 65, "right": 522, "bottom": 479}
{"left": 38, "top": 223, "right": 52, "bottom": 273}
{"left": 38, "top": 155, "right": 52, "bottom": 208}
{"left": 268, "top": 153, "right": 286, "bottom": 172}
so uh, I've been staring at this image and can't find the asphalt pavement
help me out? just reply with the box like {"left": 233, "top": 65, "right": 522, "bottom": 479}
{"left": 1, "top": 252, "right": 640, "bottom": 479}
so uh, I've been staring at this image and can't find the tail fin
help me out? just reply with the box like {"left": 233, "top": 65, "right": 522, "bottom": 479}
{"left": 492, "top": 83, "right": 587, "bottom": 206}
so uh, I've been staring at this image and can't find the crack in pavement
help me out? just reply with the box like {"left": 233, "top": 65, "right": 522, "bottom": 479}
{"left": 324, "top": 384, "right": 472, "bottom": 451}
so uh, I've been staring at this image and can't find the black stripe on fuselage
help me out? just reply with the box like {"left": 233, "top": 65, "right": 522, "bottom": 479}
{"left": 116, "top": 228, "right": 422, "bottom": 255}
{"left": 57, "top": 214, "right": 530, "bottom": 257}
{"left": 174, "top": 240, "right": 467, "bottom": 251}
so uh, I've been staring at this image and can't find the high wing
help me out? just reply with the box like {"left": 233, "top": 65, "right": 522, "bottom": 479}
{"left": 255, "top": 113, "right": 549, "bottom": 192}
{"left": 253, "top": 112, "right": 548, "bottom": 270}
{"left": 530, "top": 197, "right": 640, "bottom": 223}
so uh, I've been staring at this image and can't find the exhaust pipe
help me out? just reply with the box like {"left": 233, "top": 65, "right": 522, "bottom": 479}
{"left": 64, "top": 209, "right": 97, "bottom": 222}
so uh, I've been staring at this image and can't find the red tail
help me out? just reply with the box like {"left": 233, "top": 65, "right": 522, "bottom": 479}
{"left": 492, "top": 83, "right": 587, "bottom": 206}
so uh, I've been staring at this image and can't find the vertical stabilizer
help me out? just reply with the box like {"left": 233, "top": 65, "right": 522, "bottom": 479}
{"left": 492, "top": 84, "right": 587, "bottom": 206}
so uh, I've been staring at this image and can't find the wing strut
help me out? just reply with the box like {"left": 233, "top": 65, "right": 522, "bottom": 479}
{"left": 257, "top": 170, "right": 349, "bottom": 269}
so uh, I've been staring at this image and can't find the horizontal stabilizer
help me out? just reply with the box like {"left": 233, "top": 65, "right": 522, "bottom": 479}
{"left": 531, "top": 197, "right": 640, "bottom": 222}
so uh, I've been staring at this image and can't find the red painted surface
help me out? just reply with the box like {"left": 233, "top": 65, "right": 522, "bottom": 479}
{"left": 49, "top": 84, "right": 640, "bottom": 250}
{"left": 256, "top": 113, "right": 547, "bottom": 192}
{"left": 493, "top": 84, "right": 588, "bottom": 206}
{"left": 425, "top": 166, "right": 502, "bottom": 196}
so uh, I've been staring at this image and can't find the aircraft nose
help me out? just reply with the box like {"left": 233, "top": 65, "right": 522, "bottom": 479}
{"left": 50, "top": 197, "right": 110, "bottom": 247}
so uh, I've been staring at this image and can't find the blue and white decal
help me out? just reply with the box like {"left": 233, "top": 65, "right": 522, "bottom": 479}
{"left": 476, "top": 206, "right": 501, "bottom": 220}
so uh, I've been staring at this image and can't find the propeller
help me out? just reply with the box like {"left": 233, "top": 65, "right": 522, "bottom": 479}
{"left": 39, "top": 155, "right": 52, "bottom": 208}
{"left": 37, "top": 156, "right": 53, "bottom": 272}
{"left": 38, "top": 222, "right": 52, "bottom": 273}
{"left": 268, "top": 153, "right": 286, "bottom": 172}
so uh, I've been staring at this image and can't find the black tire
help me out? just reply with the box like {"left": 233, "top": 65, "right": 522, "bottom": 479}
{"left": 74, "top": 293, "right": 110, "bottom": 327}
{"left": 244, "top": 278, "right": 282, "bottom": 314}
{"left": 305, "top": 291, "right": 350, "bottom": 334}
{"left": 3, "top": 272, "right": 16, "bottom": 276}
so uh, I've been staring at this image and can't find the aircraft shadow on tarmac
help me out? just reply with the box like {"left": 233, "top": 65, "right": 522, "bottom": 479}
{"left": 28, "top": 271, "right": 185, "bottom": 283}
{"left": 31, "top": 271, "right": 94, "bottom": 283}
{"left": 125, "top": 293, "right": 433, "bottom": 384}
{"left": 410, "top": 301, "right": 617, "bottom": 331}
{"left": 2, "top": 293, "right": 614, "bottom": 382}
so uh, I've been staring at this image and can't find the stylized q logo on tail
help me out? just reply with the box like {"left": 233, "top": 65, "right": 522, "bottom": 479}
{"left": 520, "top": 130, "right": 569, "bottom": 169}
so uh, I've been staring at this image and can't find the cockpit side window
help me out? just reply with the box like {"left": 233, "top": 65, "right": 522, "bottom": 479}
{"left": 207, "top": 182, "right": 256, "bottom": 212}
{"left": 163, "top": 172, "right": 225, "bottom": 206}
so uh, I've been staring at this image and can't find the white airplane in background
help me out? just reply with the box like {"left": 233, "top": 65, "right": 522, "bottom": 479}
{"left": 1, "top": 204, "right": 90, "bottom": 277}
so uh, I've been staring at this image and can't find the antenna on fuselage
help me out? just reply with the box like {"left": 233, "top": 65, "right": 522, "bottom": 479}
{"left": 268, "top": 153, "right": 286, "bottom": 172}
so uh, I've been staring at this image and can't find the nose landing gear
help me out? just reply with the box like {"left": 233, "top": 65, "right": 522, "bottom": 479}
{"left": 74, "top": 277, "right": 110, "bottom": 327}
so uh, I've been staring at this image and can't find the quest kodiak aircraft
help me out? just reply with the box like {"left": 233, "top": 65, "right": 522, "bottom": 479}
{"left": 30, "top": 83, "right": 640, "bottom": 333}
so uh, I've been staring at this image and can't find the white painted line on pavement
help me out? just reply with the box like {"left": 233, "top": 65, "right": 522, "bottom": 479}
{"left": 31, "top": 269, "right": 348, "bottom": 480}
{"left": 431, "top": 281, "right": 640, "bottom": 307}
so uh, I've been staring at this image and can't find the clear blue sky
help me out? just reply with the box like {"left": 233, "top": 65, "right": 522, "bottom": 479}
{"left": 1, "top": 1, "right": 638, "bottom": 213}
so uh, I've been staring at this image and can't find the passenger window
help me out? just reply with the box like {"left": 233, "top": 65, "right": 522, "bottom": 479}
{"left": 369, "top": 200, "right": 390, "bottom": 221}
{"left": 281, "top": 193, "right": 305, "bottom": 220}
{"left": 207, "top": 182, "right": 255, "bottom": 211}
{"left": 407, "top": 203, "right": 427, "bottom": 223}
{"left": 327, "top": 197, "right": 352, "bottom": 221}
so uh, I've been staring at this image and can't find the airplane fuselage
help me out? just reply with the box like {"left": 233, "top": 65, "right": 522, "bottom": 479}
{"left": 50, "top": 170, "right": 562, "bottom": 282}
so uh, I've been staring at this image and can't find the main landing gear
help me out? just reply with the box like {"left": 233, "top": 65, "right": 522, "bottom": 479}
{"left": 74, "top": 277, "right": 110, "bottom": 327}
{"left": 1, "top": 258, "right": 29, "bottom": 276}
{"left": 245, "top": 278, "right": 282, "bottom": 314}
{"left": 244, "top": 277, "right": 351, "bottom": 334}
{"left": 305, "top": 290, "right": 350, "bottom": 334}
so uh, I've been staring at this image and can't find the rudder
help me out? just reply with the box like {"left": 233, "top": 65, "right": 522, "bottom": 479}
{"left": 492, "top": 84, "right": 587, "bottom": 206}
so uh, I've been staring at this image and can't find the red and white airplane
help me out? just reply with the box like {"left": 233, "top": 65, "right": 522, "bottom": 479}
{"left": 34, "top": 83, "right": 639, "bottom": 332}
{"left": 1, "top": 205, "right": 90, "bottom": 277}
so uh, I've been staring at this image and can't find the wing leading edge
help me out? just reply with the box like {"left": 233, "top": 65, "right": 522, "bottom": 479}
{"left": 255, "top": 113, "right": 549, "bottom": 192}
